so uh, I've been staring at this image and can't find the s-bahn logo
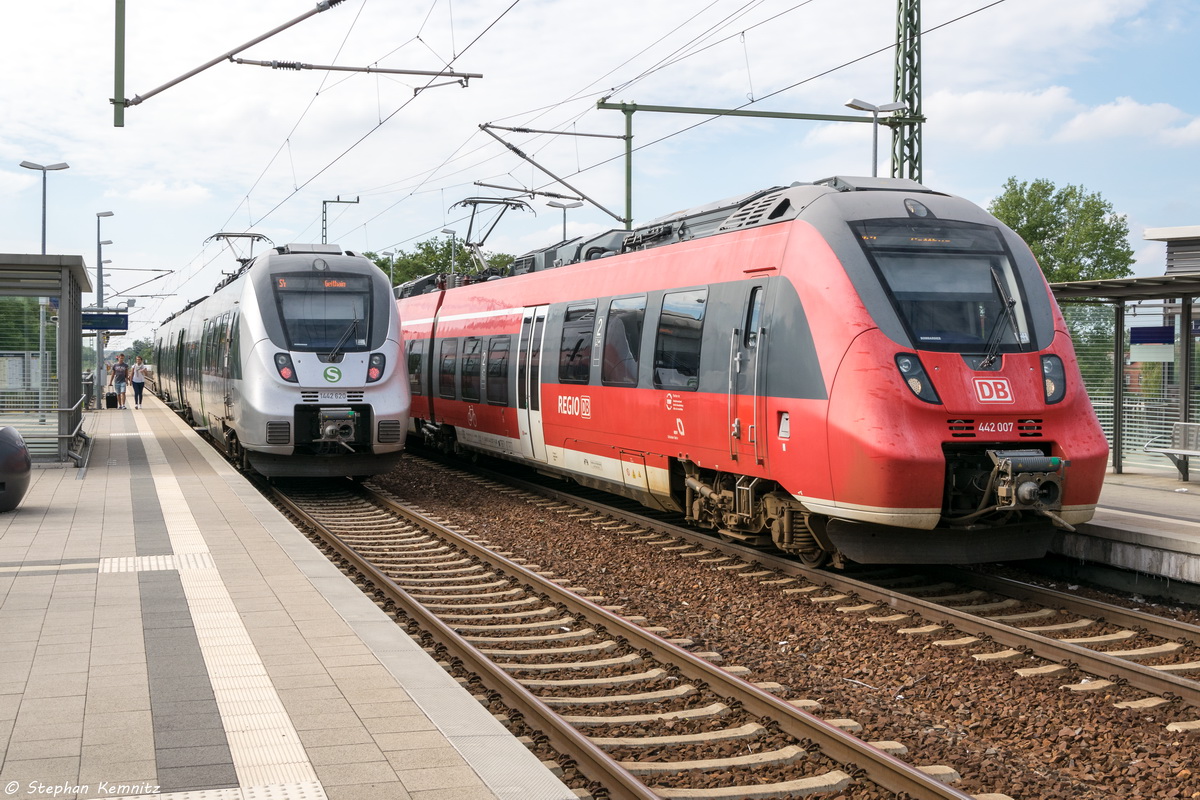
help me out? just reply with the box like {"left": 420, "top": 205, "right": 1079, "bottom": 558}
{"left": 324, "top": 366, "right": 342, "bottom": 383}
{"left": 973, "top": 377, "right": 1014, "bottom": 404}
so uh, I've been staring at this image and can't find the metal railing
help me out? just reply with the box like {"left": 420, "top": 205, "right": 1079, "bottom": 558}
{"left": 0, "top": 394, "right": 92, "bottom": 466}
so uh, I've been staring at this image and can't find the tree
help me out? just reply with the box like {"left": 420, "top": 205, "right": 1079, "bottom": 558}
{"left": 988, "top": 177, "right": 1135, "bottom": 282}
{"left": 366, "top": 237, "right": 514, "bottom": 287}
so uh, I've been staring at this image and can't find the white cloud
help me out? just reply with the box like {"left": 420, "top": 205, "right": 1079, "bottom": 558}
{"left": 1055, "top": 96, "right": 1189, "bottom": 142}
{"left": 121, "top": 181, "right": 213, "bottom": 206}
{"left": 926, "top": 86, "right": 1081, "bottom": 150}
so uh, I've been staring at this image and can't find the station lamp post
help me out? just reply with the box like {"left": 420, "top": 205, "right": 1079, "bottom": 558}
{"left": 96, "top": 211, "right": 114, "bottom": 409}
{"left": 441, "top": 229, "right": 457, "bottom": 279}
{"left": 844, "top": 98, "right": 907, "bottom": 177}
{"left": 20, "top": 160, "right": 69, "bottom": 419}
{"left": 20, "top": 160, "right": 70, "bottom": 255}
{"left": 382, "top": 251, "right": 395, "bottom": 286}
{"left": 547, "top": 200, "right": 583, "bottom": 242}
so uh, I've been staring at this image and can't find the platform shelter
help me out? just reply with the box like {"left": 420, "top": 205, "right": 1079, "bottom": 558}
{"left": 1051, "top": 226, "right": 1200, "bottom": 474}
{"left": 0, "top": 254, "right": 92, "bottom": 464}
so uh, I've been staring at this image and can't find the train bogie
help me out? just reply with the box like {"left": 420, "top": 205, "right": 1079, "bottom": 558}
{"left": 397, "top": 177, "right": 1108, "bottom": 566}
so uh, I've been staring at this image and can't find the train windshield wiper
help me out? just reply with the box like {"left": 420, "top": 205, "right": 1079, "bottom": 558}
{"left": 326, "top": 317, "right": 360, "bottom": 361}
{"left": 979, "top": 266, "right": 1021, "bottom": 368}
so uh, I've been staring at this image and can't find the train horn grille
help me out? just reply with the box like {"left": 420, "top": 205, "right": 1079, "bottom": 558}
{"left": 265, "top": 421, "right": 291, "bottom": 445}
{"left": 377, "top": 419, "right": 404, "bottom": 444}
{"left": 947, "top": 419, "right": 975, "bottom": 437}
{"left": 1017, "top": 419, "right": 1043, "bottom": 437}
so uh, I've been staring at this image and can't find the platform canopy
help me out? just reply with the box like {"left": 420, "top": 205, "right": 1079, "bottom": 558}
{"left": 1050, "top": 274, "right": 1200, "bottom": 302}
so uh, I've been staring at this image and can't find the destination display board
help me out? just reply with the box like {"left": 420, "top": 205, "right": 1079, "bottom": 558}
{"left": 82, "top": 311, "right": 128, "bottom": 331}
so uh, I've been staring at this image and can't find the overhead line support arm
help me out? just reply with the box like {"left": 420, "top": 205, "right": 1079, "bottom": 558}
{"left": 479, "top": 124, "right": 628, "bottom": 228}
{"left": 116, "top": 0, "right": 347, "bottom": 119}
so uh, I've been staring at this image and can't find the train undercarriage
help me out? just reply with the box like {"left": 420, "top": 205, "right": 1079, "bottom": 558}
{"left": 678, "top": 443, "right": 1075, "bottom": 567}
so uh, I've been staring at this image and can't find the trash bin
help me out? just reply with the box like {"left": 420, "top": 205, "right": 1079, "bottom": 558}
{"left": 0, "top": 426, "right": 32, "bottom": 513}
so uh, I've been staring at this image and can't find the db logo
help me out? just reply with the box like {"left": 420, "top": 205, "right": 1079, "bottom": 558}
{"left": 974, "top": 377, "right": 1014, "bottom": 404}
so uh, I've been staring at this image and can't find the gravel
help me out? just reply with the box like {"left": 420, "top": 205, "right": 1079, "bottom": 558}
{"left": 373, "top": 460, "right": 1200, "bottom": 800}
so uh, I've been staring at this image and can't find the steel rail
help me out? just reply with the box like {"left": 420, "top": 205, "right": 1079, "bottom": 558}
{"left": 271, "top": 487, "right": 659, "bottom": 800}
{"left": 360, "top": 486, "right": 976, "bottom": 800}
{"left": 444, "top": 459, "right": 1200, "bottom": 709}
{"left": 932, "top": 566, "right": 1200, "bottom": 645}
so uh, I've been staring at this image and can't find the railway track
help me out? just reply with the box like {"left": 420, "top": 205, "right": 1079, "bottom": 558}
{"left": 403, "top": 454, "right": 1200, "bottom": 731}
{"left": 271, "top": 480, "right": 989, "bottom": 800}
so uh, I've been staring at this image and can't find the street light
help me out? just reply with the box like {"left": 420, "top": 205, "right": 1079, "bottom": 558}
{"left": 382, "top": 251, "right": 395, "bottom": 286}
{"left": 21, "top": 160, "right": 69, "bottom": 420}
{"left": 96, "top": 212, "right": 114, "bottom": 410}
{"left": 844, "top": 98, "right": 907, "bottom": 177}
{"left": 20, "top": 160, "right": 70, "bottom": 255}
{"left": 547, "top": 200, "right": 583, "bottom": 242}
{"left": 441, "top": 229, "right": 457, "bottom": 278}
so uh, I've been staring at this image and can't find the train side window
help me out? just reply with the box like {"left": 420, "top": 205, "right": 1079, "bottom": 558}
{"left": 558, "top": 303, "right": 596, "bottom": 384}
{"left": 461, "top": 338, "right": 482, "bottom": 402}
{"left": 486, "top": 337, "right": 510, "bottom": 406}
{"left": 654, "top": 288, "right": 707, "bottom": 391}
{"left": 602, "top": 296, "right": 645, "bottom": 386}
{"left": 407, "top": 339, "right": 424, "bottom": 396}
{"left": 438, "top": 339, "right": 458, "bottom": 399}
{"left": 744, "top": 286, "right": 764, "bottom": 348}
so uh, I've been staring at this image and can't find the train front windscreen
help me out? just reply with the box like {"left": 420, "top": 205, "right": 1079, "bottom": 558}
{"left": 853, "top": 219, "right": 1034, "bottom": 355}
{"left": 271, "top": 273, "right": 374, "bottom": 352}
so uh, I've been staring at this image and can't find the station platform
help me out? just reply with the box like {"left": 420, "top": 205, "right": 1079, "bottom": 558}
{"left": 0, "top": 396, "right": 575, "bottom": 800}
{"left": 1052, "top": 467, "right": 1200, "bottom": 593}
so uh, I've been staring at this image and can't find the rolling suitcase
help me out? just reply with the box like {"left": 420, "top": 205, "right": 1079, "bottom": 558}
{"left": 105, "top": 390, "right": 118, "bottom": 409}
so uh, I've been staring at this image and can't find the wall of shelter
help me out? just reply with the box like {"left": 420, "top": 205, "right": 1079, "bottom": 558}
{"left": 1063, "top": 299, "right": 1200, "bottom": 471}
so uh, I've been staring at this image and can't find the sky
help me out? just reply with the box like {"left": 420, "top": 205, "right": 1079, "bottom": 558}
{"left": 1, "top": 0, "right": 1197, "bottom": 346}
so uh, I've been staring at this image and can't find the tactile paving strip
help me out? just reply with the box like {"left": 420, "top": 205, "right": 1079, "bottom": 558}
{"left": 132, "top": 417, "right": 325, "bottom": 796}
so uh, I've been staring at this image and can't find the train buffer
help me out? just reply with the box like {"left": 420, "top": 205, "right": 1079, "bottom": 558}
{"left": 1144, "top": 422, "right": 1200, "bottom": 481}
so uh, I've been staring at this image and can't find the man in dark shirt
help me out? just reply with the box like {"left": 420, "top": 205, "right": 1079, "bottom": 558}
{"left": 109, "top": 353, "right": 130, "bottom": 409}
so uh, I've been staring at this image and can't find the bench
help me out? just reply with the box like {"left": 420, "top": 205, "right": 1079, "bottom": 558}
{"left": 1144, "top": 422, "right": 1200, "bottom": 480}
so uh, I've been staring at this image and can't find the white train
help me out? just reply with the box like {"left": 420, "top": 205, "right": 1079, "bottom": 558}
{"left": 154, "top": 243, "right": 409, "bottom": 477}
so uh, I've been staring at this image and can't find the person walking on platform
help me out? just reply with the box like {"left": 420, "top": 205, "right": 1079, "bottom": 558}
{"left": 130, "top": 355, "right": 150, "bottom": 409}
{"left": 109, "top": 353, "right": 129, "bottom": 409}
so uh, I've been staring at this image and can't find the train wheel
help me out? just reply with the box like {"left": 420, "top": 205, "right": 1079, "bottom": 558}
{"left": 796, "top": 547, "right": 829, "bottom": 569}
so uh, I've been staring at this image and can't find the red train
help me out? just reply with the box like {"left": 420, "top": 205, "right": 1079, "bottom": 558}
{"left": 396, "top": 177, "right": 1109, "bottom": 566}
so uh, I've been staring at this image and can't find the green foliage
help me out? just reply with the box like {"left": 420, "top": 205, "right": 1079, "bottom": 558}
{"left": 122, "top": 338, "right": 154, "bottom": 362}
{"left": 988, "top": 177, "right": 1135, "bottom": 282}
{"left": 364, "top": 237, "right": 514, "bottom": 287}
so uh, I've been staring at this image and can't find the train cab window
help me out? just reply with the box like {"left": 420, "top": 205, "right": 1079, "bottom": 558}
{"left": 438, "top": 339, "right": 458, "bottom": 398}
{"left": 272, "top": 273, "right": 372, "bottom": 352}
{"left": 853, "top": 219, "right": 1033, "bottom": 354}
{"left": 559, "top": 303, "right": 596, "bottom": 384}
{"left": 486, "top": 337, "right": 510, "bottom": 406}
{"left": 407, "top": 339, "right": 425, "bottom": 396}
{"left": 654, "top": 288, "right": 707, "bottom": 390}
{"left": 462, "top": 338, "right": 483, "bottom": 402}
{"left": 744, "top": 286, "right": 764, "bottom": 349}
{"left": 602, "top": 296, "right": 645, "bottom": 386}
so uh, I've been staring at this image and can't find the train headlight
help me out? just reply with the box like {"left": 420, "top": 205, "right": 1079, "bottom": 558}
{"left": 274, "top": 353, "right": 299, "bottom": 383}
{"left": 894, "top": 353, "right": 941, "bottom": 404}
{"left": 366, "top": 352, "right": 386, "bottom": 383}
{"left": 1041, "top": 355, "right": 1066, "bottom": 404}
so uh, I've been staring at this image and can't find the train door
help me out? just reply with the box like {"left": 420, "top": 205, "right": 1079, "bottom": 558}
{"left": 174, "top": 329, "right": 187, "bottom": 411}
{"left": 516, "top": 306, "right": 548, "bottom": 462}
{"left": 728, "top": 283, "right": 769, "bottom": 468}
{"left": 219, "top": 312, "right": 233, "bottom": 418}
